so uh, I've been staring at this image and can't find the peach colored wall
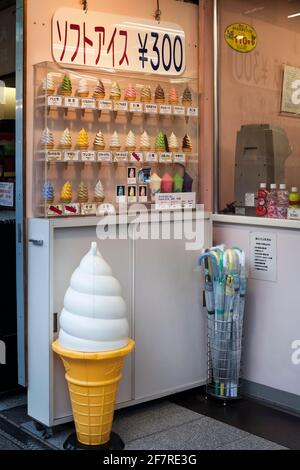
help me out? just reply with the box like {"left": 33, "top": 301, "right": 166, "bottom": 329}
{"left": 25, "top": 0, "right": 199, "bottom": 217}
{"left": 219, "top": 1, "right": 300, "bottom": 210}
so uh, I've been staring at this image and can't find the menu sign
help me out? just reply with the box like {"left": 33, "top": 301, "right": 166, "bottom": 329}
{"left": 52, "top": 9, "right": 185, "bottom": 75}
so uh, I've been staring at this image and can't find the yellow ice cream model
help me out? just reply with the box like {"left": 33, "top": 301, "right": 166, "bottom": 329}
{"left": 76, "top": 128, "right": 89, "bottom": 150}
{"left": 60, "top": 181, "right": 72, "bottom": 204}
{"left": 52, "top": 242, "right": 135, "bottom": 449}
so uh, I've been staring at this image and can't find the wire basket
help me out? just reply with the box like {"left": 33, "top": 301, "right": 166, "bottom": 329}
{"left": 206, "top": 315, "right": 244, "bottom": 401}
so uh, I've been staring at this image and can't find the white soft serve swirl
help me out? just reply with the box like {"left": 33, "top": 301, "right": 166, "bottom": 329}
{"left": 58, "top": 242, "right": 129, "bottom": 352}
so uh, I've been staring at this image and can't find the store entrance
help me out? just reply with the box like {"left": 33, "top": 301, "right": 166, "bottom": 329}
{"left": 0, "top": 0, "right": 25, "bottom": 391}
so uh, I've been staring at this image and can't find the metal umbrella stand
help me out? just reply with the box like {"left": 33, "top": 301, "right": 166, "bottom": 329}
{"left": 198, "top": 247, "right": 247, "bottom": 403}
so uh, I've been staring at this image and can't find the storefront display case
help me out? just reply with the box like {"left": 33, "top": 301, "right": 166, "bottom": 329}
{"left": 33, "top": 61, "right": 199, "bottom": 217}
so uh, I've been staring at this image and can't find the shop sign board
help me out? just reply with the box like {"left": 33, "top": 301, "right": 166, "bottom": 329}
{"left": 249, "top": 232, "right": 277, "bottom": 282}
{"left": 52, "top": 8, "right": 185, "bottom": 76}
{"left": 224, "top": 23, "right": 257, "bottom": 53}
{"left": 281, "top": 64, "right": 300, "bottom": 114}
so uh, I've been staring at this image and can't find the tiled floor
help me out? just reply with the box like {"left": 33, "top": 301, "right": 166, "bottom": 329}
{"left": 0, "top": 393, "right": 286, "bottom": 451}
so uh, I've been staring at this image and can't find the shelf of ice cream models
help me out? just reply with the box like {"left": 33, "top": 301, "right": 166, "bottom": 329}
{"left": 39, "top": 128, "right": 194, "bottom": 164}
{"left": 38, "top": 74, "right": 198, "bottom": 118}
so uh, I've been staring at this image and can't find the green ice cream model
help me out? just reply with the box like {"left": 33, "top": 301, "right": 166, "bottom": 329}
{"left": 155, "top": 132, "right": 165, "bottom": 152}
{"left": 60, "top": 75, "right": 72, "bottom": 96}
{"left": 173, "top": 173, "right": 184, "bottom": 192}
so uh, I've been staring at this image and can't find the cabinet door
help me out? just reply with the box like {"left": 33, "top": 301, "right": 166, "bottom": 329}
{"left": 52, "top": 226, "right": 133, "bottom": 422}
{"left": 134, "top": 220, "right": 208, "bottom": 400}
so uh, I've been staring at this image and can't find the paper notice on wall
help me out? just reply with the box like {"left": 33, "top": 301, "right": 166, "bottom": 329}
{"left": 281, "top": 65, "right": 300, "bottom": 115}
{"left": 249, "top": 232, "right": 277, "bottom": 282}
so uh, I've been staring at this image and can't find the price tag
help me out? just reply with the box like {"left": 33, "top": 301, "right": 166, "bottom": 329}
{"left": 64, "top": 150, "right": 80, "bottom": 161}
{"left": 113, "top": 100, "right": 128, "bottom": 112}
{"left": 63, "top": 97, "right": 79, "bottom": 108}
{"left": 97, "top": 203, "right": 116, "bottom": 215}
{"left": 97, "top": 151, "right": 112, "bottom": 162}
{"left": 46, "top": 150, "right": 62, "bottom": 162}
{"left": 155, "top": 192, "right": 195, "bottom": 210}
{"left": 145, "top": 152, "right": 158, "bottom": 163}
{"left": 98, "top": 99, "right": 113, "bottom": 110}
{"left": 47, "top": 95, "right": 62, "bottom": 107}
{"left": 173, "top": 105, "right": 185, "bottom": 115}
{"left": 173, "top": 153, "right": 186, "bottom": 164}
{"left": 114, "top": 151, "right": 128, "bottom": 162}
{"left": 81, "top": 98, "right": 96, "bottom": 109}
{"left": 245, "top": 193, "right": 255, "bottom": 207}
{"left": 159, "top": 104, "right": 172, "bottom": 114}
{"left": 129, "top": 152, "right": 143, "bottom": 163}
{"left": 46, "top": 204, "right": 63, "bottom": 217}
{"left": 138, "top": 185, "right": 148, "bottom": 203}
{"left": 63, "top": 203, "right": 81, "bottom": 215}
{"left": 129, "top": 102, "right": 143, "bottom": 113}
{"left": 186, "top": 106, "right": 198, "bottom": 117}
{"left": 81, "top": 203, "right": 97, "bottom": 215}
{"left": 144, "top": 103, "right": 158, "bottom": 114}
{"left": 81, "top": 151, "right": 96, "bottom": 162}
{"left": 128, "top": 185, "right": 137, "bottom": 203}
{"left": 159, "top": 152, "right": 173, "bottom": 163}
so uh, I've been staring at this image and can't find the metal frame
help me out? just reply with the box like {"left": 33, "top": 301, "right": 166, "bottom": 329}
{"left": 16, "top": 0, "right": 26, "bottom": 386}
{"left": 213, "top": 0, "right": 219, "bottom": 214}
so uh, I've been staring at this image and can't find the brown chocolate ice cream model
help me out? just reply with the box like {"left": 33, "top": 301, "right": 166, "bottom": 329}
{"left": 182, "top": 134, "right": 192, "bottom": 153}
{"left": 182, "top": 86, "right": 192, "bottom": 106}
{"left": 155, "top": 84, "right": 165, "bottom": 104}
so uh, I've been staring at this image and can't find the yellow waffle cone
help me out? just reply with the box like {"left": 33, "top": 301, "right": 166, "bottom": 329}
{"left": 52, "top": 339, "right": 135, "bottom": 446}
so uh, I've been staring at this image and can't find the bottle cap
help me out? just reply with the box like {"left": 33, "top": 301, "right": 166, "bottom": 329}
{"left": 279, "top": 184, "right": 286, "bottom": 190}
{"left": 270, "top": 183, "right": 277, "bottom": 189}
{"left": 260, "top": 183, "right": 267, "bottom": 189}
{"left": 291, "top": 187, "right": 298, "bottom": 192}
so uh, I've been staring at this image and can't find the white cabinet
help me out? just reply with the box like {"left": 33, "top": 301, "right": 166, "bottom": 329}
{"left": 28, "top": 214, "right": 211, "bottom": 426}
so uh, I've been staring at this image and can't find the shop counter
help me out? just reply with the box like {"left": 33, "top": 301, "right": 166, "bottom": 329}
{"left": 27, "top": 212, "right": 211, "bottom": 427}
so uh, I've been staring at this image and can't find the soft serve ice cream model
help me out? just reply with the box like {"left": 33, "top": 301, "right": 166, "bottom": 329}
{"left": 52, "top": 242, "right": 135, "bottom": 447}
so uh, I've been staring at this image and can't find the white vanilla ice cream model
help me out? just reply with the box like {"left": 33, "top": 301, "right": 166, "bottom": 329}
{"left": 110, "top": 131, "right": 121, "bottom": 150}
{"left": 58, "top": 242, "right": 129, "bottom": 352}
{"left": 169, "top": 132, "right": 179, "bottom": 151}
{"left": 94, "top": 179, "right": 105, "bottom": 203}
{"left": 140, "top": 131, "right": 150, "bottom": 150}
{"left": 60, "top": 128, "right": 72, "bottom": 149}
{"left": 93, "top": 130, "right": 105, "bottom": 150}
{"left": 77, "top": 78, "right": 89, "bottom": 97}
{"left": 125, "top": 130, "right": 136, "bottom": 151}
{"left": 41, "top": 127, "right": 54, "bottom": 148}
{"left": 42, "top": 73, "right": 55, "bottom": 94}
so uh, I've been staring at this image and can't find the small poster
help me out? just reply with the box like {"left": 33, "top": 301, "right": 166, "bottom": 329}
{"left": 128, "top": 167, "right": 137, "bottom": 184}
{"left": 138, "top": 185, "right": 147, "bottom": 203}
{"left": 249, "top": 232, "right": 277, "bottom": 282}
{"left": 281, "top": 65, "right": 300, "bottom": 115}
{"left": 116, "top": 185, "right": 126, "bottom": 203}
{"left": 138, "top": 167, "right": 151, "bottom": 184}
{"left": 128, "top": 185, "right": 137, "bottom": 203}
{"left": 0, "top": 182, "right": 14, "bottom": 207}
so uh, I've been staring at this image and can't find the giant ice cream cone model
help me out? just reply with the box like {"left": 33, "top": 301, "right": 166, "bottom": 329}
{"left": 52, "top": 242, "right": 134, "bottom": 446}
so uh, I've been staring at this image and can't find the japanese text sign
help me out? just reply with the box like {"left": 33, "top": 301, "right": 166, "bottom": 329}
{"left": 52, "top": 8, "right": 185, "bottom": 76}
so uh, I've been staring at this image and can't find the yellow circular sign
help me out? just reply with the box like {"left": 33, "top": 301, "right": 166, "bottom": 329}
{"left": 224, "top": 23, "right": 257, "bottom": 53}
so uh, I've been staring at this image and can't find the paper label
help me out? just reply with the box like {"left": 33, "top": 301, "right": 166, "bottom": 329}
{"left": 173, "top": 153, "right": 185, "bottom": 163}
{"left": 129, "top": 152, "right": 143, "bottom": 163}
{"left": 113, "top": 100, "right": 128, "bottom": 111}
{"left": 47, "top": 95, "right": 62, "bottom": 107}
{"left": 81, "top": 98, "right": 96, "bottom": 109}
{"left": 97, "top": 151, "right": 112, "bottom": 162}
{"left": 0, "top": 182, "right": 14, "bottom": 207}
{"left": 98, "top": 99, "right": 113, "bottom": 110}
{"left": 186, "top": 106, "right": 198, "bottom": 116}
{"left": 128, "top": 185, "right": 137, "bottom": 203}
{"left": 63, "top": 203, "right": 81, "bottom": 215}
{"left": 155, "top": 192, "right": 196, "bottom": 210}
{"left": 138, "top": 185, "right": 148, "bottom": 203}
{"left": 63, "top": 96, "right": 79, "bottom": 108}
{"left": 114, "top": 151, "right": 128, "bottom": 162}
{"left": 173, "top": 105, "right": 185, "bottom": 115}
{"left": 144, "top": 103, "right": 158, "bottom": 113}
{"left": 46, "top": 150, "right": 62, "bottom": 162}
{"left": 63, "top": 150, "right": 80, "bottom": 161}
{"left": 129, "top": 101, "right": 143, "bottom": 113}
{"left": 159, "top": 152, "right": 173, "bottom": 163}
{"left": 250, "top": 232, "right": 277, "bottom": 282}
{"left": 145, "top": 152, "right": 158, "bottom": 163}
{"left": 245, "top": 192, "right": 255, "bottom": 207}
{"left": 81, "top": 151, "right": 96, "bottom": 162}
{"left": 288, "top": 208, "right": 300, "bottom": 219}
{"left": 80, "top": 203, "right": 97, "bottom": 215}
{"left": 159, "top": 104, "right": 172, "bottom": 114}
{"left": 96, "top": 203, "right": 115, "bottom": 215}
{"left": 46, "top": 204, "right": 63, "bottom": 216}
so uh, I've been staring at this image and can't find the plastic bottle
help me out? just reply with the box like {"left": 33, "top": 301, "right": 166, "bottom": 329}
{"left": 288, "top": 187, "right": 300, "bottom": 209}
{"left": 266, "top": 183, "right": 277, "bottom": 218}
{"left": 255, "top": 183, "right": 268, "bottom": 217}
{"left": 277, "top": 184, "right": 289, "bottom": 219}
